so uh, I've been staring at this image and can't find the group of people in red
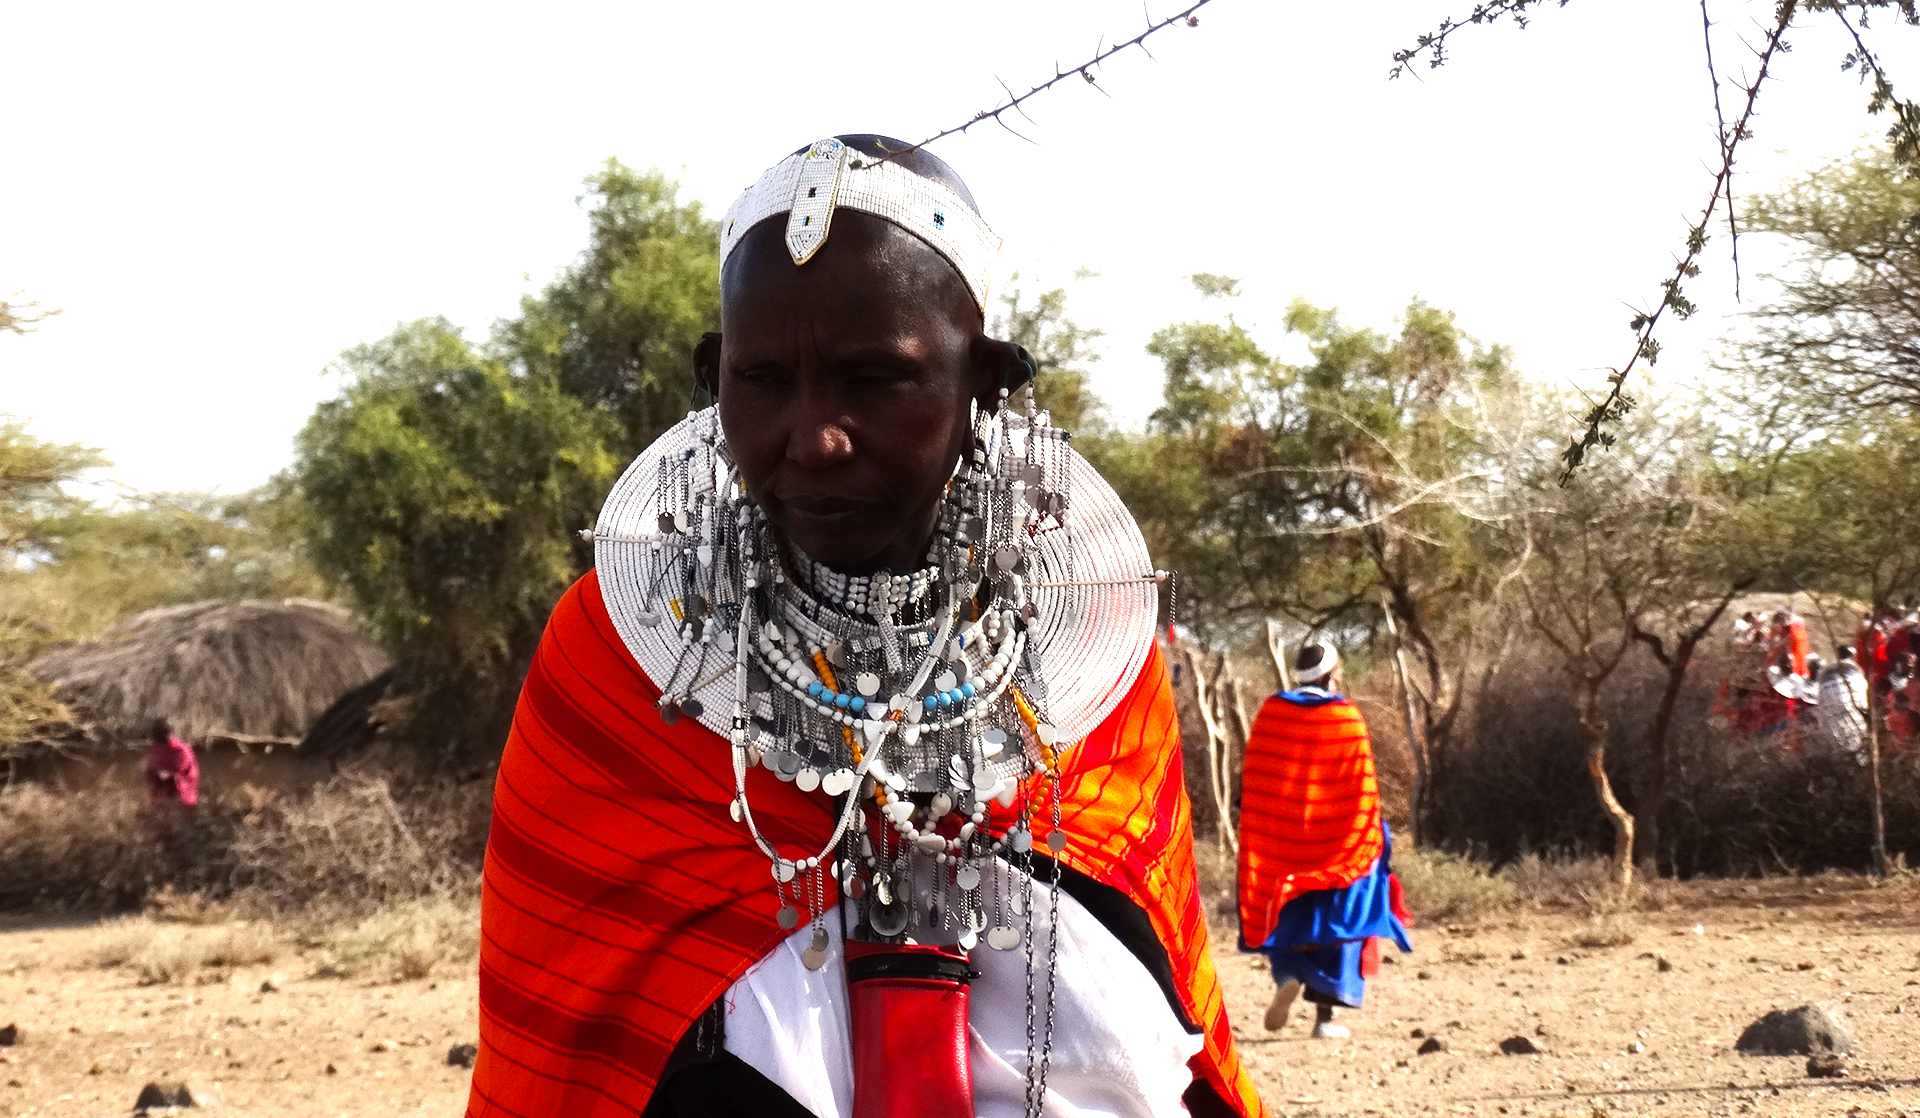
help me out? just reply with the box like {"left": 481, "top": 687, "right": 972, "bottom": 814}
{"left": 1856, "top": 609, "right": 1920, "bottom": 742}
{"left": 1720, "top": 606, "right": 1919, "bottom": 758}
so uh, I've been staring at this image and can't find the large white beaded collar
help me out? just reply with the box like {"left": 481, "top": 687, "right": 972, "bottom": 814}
{"left": 719, "top": 137, "right": 1003, "bottom": 313}
{"left": 592, "top": 403, "right": 1159, "bottom": 756}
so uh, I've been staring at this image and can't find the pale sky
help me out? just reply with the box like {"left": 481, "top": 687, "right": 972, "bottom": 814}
{"left": 2, "top": 1, "right": 1909, "bottom": 495}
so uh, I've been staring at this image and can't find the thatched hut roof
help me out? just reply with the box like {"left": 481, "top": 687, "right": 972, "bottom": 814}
{"left": 29, "top": 599, "right": 391, "bottom": 745}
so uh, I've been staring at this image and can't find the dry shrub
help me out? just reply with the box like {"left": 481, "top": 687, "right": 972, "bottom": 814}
{"left": 308, "top": 893, "right": 479, "bottom": 981}
{"left": 1505, "top": 853, "right": 1668, "bottom": 916}
{"left": 205, "top": 922, "right": 281, "bottom": 967}
{"left": 1394, "top": 847, "right": 1517, "bottom": 925}
{"left": 1569, "top": 911, "right": 1643, "bottom": 948}
{"left": 86, "top": 915, "right": 152, "bottom": 968}
{"left": 0, "top": 767, "right": 491, "bottom": 915}
{"left": 0, "top": 782, "right": 170, "bottom": 910}
{"left": 224, "top": 773, "right": 489, "bottom": 909}
{"left": 132, "top": 932, "right": 208, "bottom": 985}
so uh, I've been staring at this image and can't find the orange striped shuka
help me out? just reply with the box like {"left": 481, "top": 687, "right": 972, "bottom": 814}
{"left": 467, "top": 571, "right": 1267, "bottom": 1118}
{"left": 1235, "top": 692, "right": 1384, "bottom": 951}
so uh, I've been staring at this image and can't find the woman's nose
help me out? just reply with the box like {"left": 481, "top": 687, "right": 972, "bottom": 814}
{"left": 784, "top": 379, "right": 855, "bottom": 470}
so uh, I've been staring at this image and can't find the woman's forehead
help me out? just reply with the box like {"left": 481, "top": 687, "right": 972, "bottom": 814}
{"left": 722, "top": 215, "right": 979, "bottom": 333}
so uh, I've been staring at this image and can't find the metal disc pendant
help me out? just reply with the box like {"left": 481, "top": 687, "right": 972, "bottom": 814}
{"left": 1047, "top": 830, "right": 1067, "bottom": 853}
{"left": 680, "top": 698, "right": 704, "bottom": 719}
{"left": 801, "top": 946, "right": 828, "bottom": 970}
{"left": 955, "top": 864, "right": 981, "bottom": 891}
{"left": 959, "top": 928, "right": 978, "bottom": 951}
{"left": 776, "top": 905, "right": 799, "bottom": 930}
{"left": 994, "top": 545, "right": 1023, "bottom": 572}
{"left": 728, "top": 799, "right": 744, "bottom": 823}
{"left": 794, "top": 767, "right": 821, "bottom": 793}
{"left": 1010, "top": 829, "right": 1033, "bottom": 854}
{"left": 870, "top": 900, "right": 909, "bottom": 937}
{"left": 873, "top": 874, "right": 894, "bottom": 906}
{"left": 773, "top": 860, "right": 797, "bottom": 883}
{"left": 987, "top": 926, "right": 1020, "bottom": 951}
{"left": 658, "top": 703, "right": 682, "bottom": 726}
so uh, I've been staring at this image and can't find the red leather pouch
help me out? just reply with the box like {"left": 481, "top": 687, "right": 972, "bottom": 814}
{"left": 844, "top": 940, "right": 975, "bottom": 1118}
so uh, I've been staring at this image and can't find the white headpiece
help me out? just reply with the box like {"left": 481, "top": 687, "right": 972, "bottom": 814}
{"left": 719, "top": 137, "right": 1003, "bottom": 312}
{"left": 1295, "top": 642, "right": 1339, "bottom": 685}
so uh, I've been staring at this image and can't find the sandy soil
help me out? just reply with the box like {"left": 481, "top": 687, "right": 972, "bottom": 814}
{"left": 1, "top": 876, "right": 1916, "bottom": 1117}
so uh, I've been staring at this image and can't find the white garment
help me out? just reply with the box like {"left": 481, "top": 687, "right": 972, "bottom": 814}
{"left": 1815, "top": 663, "right": 1870, "bottom": 764}
{"left": 724, "top": 861, "right": 1204, "bottom": 1118}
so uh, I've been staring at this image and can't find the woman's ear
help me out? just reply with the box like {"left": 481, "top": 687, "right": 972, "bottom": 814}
{"left": 694, "top": 332, "right": 723, "bottom": 400}
{"left": 973, "top": 337, "right": 1036, "bottom": 410}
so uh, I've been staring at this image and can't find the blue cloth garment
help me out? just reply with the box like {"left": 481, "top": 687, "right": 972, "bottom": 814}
{"left": 1256, "top": 823, "right": 1412, "bottom": 1008}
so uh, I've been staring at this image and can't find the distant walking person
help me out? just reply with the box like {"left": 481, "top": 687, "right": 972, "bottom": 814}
{"left": 1237, "top": 642, "right": 1411, "bottom": 1039}
{"left": 144, "top": 718, "right": 200, "bottom": 808}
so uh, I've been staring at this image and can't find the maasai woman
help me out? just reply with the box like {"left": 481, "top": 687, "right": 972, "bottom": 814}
{"left": 468, "top": 136, "right": 1265, "bottom": 1118}
{"left": 1236, "top": 643, "right": 1410, "bottom": 1040}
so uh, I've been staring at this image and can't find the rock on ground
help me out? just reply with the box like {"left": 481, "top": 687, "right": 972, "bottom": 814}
{"left": 1735, "top": 1002, "right": 1856, "bottom": 1056}
{"left": 1807, "top": 1053, "right": 1848, "bottom": 1078}
{"left": 448, "top": 1043, "right": 479, "bottom": 1069}
{"left": 133, "top": 1081, "right": 195, "bottom": 1110}
{"left": 1498, "top": 1036, "right": 1541, "bottom": 1055}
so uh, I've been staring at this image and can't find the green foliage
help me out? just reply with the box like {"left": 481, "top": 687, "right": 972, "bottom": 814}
{"left": 989, "top": 271, "right": 1106, "bottom": 433}
{"left": 289, "top": 318, "right": 619, "bottom": 752}
{"left": 1106, "top": 284, "right": 1518, "bottom": 646}
{"left": 503, "top": 163, "right": 720, "bottom": 457}
{"left": 1737, "top": 147, "right": 1920, "bottom": 416}
{"left": 0, "top": 416, "right": 106, "bottom": 567}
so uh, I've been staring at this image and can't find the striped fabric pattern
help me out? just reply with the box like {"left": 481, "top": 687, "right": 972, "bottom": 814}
{"left": 467, "top": 572, "right": 1266, "bottom": 1118}
{"left": 1235, "top": 694, "right": 1384, "bottom": 952}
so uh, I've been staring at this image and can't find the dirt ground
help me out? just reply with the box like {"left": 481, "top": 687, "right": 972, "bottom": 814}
{"left": 1, "top": 876, "right": 1916, "bottom": 1118}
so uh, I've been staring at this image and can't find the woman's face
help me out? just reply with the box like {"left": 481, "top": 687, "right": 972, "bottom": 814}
{"left": 716, "top": 215, "right": 992, "bottom": 574}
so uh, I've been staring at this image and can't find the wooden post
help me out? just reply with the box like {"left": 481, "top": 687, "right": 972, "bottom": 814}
{"left": 1381, "top": 597, "right": 1427, "bottom": 847}
{"left": 1265, "top": 619, "right": 1292, "bottom": 691}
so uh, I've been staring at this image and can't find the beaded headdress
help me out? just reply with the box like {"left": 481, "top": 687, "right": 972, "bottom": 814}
{"left": 719, "top": 137, "right": 1003, "bottom": 312}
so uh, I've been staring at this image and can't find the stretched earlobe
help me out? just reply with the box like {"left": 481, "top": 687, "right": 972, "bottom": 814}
{"left": 694, "top": 332, "right": 723, "bottom": 401}
{"left": 974, "top": 337, "right": 1035, "bottom": 412}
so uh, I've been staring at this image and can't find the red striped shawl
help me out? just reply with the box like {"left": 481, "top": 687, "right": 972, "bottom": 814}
{"left": 1235, "top": 694, "right": 1385, "bottom": 950}
{"left": 467, "top": 571, "right": 1266, "bottom": 1118}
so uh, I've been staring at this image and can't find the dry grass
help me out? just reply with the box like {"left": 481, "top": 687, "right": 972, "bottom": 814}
{"left": 1568, "top": 911, "right": 1643, "bottom": 948}
{"left": 1395, "top": 847, "right": 1518, "bottom": 925}
{"left": 1505, "top": 853, "right": 1670, "bottom": 916}
{"left": 86, "top": 915, "right": 151, "bottom": 968}
{"left": 205, "top": 922, "right": 282, "bottom": 967}
{"left": 307, "top": 893, "right": 479, "bottom": 981}
{"left": 132, "top": 933, "right": 209, "bottom": 985}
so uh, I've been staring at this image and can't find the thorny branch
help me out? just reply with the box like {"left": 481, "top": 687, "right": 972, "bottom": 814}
{"left": 1390, "top": 0, "right": 1573, "bottom": 77}
{"left": 1559, "top": 1, "right": 1798, "bottom": 481}
{"left": 1701, "top": 0, "right": 1741, "bottom": 301}
{"left": 1827, "top": 0, "right": 1920, "bottom": 170}
{"left": 872, "top": 1, "right": 1214, "bottom": 163}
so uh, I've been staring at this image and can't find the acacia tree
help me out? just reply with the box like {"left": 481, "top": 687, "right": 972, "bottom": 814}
{"left": 1100, "top": 285, "right": 1527, "bottom": 837}
{"left": 289, "top": 319, "right": 619, "bottom": 754}
{"left": 1501, "top": 402, "right": 1764, "bottom": 887}
{"left": 502, "top": 162, "right": 720, "bottom": 458}
{"left": 1732, "top": 148, "right": 1920, "bottom": 416}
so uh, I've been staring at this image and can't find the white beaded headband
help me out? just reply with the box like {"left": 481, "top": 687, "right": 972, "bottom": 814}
{"left": 719, "top": 137, "right": 1003, "bottom": 312}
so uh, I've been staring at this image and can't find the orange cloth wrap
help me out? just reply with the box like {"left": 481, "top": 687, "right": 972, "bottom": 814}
{"left": 467, "top": 571, "right": 1266, "bottom": 1118}
{"left": 1235, "top": 694, "right": 1384, "bottom": 950}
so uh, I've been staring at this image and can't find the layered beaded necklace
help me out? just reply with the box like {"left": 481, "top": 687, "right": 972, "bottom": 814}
{"left": 592, "top": 387, "right": 1162, "bottom": 1116}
